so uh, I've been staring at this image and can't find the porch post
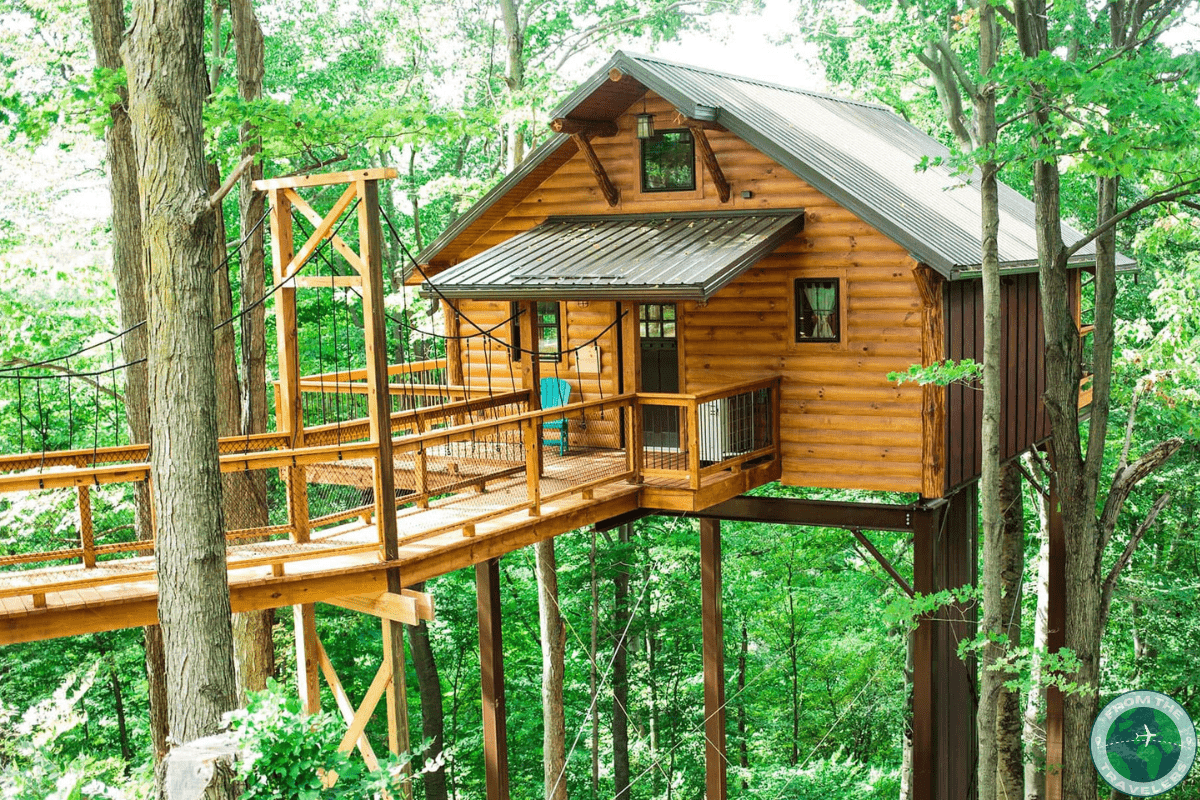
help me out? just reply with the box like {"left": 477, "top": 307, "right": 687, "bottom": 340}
{"left": 912, "top": 503, "right": 937, "bottom": 800}
{"left": 937, "top": 487, "right": 978, "bottom": 800}
{"left": 477, "top": 558, "right": 510, "bottom": 800}
{"left": 700, "top": 517, "right": 728, "bottom": 800}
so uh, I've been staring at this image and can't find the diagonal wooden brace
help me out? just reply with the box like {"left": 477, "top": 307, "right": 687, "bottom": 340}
{"left": 281, "top": 185, "right": 366, "bottom": 279}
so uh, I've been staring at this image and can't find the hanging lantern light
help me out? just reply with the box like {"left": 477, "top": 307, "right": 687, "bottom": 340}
{"left": 636, "top": 96, "right": 655, "bottom": 139}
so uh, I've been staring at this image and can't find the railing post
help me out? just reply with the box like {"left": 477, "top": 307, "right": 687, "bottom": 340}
{"left": 524, "top": 417, "right": 541, "bottom": 516}
{"left": 625, "top": 401, "right": 642, "bottom": 483}
{"left": 772, "top": 378, "right": 782, "bottom": 460}
{"left": 77, "top": 485, "right": 95, "bottom": 568}
{"left": 415, "top": 447, "right": 429, "bottom": 509}
{"left": 687, "top": 398, "right": 701, "bottom": 490}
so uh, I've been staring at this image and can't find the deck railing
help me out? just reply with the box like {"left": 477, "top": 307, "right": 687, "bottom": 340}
{"left": 636, "top": 377, "right": 781, "bottom": 490}
{"left": 0, "top": 376, "right": 781, "bottom": 603}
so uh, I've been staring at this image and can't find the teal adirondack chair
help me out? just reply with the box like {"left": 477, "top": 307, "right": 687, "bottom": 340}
{"left": 540, "top": 377, "right": 572, "bottom": 455}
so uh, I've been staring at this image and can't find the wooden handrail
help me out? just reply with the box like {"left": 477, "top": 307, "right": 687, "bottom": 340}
{"left": 296, "top": 357, "right": 447, "bottom": 385}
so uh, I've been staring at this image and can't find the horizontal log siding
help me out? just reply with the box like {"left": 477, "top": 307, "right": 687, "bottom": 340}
{"left": 449, "top": 93, "right": 929, "bottom": 494}
{"left": 945, "top": 273, "right": 1050, "bottom": 490}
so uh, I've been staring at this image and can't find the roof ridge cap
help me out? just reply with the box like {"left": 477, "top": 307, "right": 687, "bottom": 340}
{"left": 615, "top": 50, "right": 893, "bottom": 113}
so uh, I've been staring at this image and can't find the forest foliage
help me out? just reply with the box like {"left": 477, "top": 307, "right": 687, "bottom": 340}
{"left": 0, "top": 0, "right": 1197, "bottom": 797}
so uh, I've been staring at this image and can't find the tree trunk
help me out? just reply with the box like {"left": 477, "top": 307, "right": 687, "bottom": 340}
{"left": 406, "top": 581, "right": 448, "bottom": 800}
{"left": 226, "top": 0, "right": 274, "bottom": 702}
{"left": 612, "top": 523, "right": 631, "bottom": 800}
{"left": 976, "top": 1, "right": 1004, "bottom": 795}
{"left": 498, "top": 0, "right": 525, "bottom": 168}
{"left": 536, "top": 538, "right": 568, "bottom": 800}
{"left": 1024, "top": 457, "right": 1050, "bottom": 800}
{"left": 736, "top": 619, "right": 749, "bottom": 790}
{"left": 122, "top": 0, "right": 238, "bottom": 774}
{"left": 85, "top": 0, "right": 170, "bottom": 787}
{"left": 997, "top": 461, "right": 1026, "bottom": 798}
{"left": 590, "top": 528, "right": 600, "bottom": 800}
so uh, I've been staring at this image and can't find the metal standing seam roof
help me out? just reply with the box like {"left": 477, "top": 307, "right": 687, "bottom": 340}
{"left": 416, "top": 51, "right": 1134, "bottom": 281}
{"left": 418, "top": 210, "right": 806, "bottom": 301}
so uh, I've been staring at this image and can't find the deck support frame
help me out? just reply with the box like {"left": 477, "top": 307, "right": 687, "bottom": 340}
{"left": 699, "top": 517, "right": 728, "bottom": 800}
{"left": 668, "top": 491, "right": 978, "bottom": 800}
{"left": 477, "top": 557, "right": 511, "bottom": 800}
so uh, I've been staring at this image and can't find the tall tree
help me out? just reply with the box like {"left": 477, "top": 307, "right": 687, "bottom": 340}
{"left": 226, "top": 0, "right": 275, "bottom": 702}
{"left": 84, "top": 0, "right": 171, "bottom": 784}
{"left": 1005, "top": 1, "right": 1193, "bottom": 793}
{"left": 536, "top": 538, "right": 568, "bottom": 800}
{"left": 121, "top": 0, "right": 238, "bottom": 784}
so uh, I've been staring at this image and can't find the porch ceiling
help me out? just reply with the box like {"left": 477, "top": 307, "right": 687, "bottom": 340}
{"left": 419, "top": 209, "right": 805, "bottom": 302}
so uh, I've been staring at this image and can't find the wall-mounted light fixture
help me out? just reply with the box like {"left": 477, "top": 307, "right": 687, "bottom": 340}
{"left": 636, "top": 97, "right": 655, "bottom": 139}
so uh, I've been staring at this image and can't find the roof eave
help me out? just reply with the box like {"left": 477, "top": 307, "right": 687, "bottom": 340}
{"left": 413, "top": 132, "right": 573, "bottom": 268}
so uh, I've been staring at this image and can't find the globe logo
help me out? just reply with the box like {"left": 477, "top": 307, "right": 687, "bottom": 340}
{"left": 1091, "top": 691, "right": 1196, "bottom": 796}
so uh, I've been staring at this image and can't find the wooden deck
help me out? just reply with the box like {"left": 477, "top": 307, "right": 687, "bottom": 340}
{"left": 0, "top": 377, "right": 781, "bottom": 645}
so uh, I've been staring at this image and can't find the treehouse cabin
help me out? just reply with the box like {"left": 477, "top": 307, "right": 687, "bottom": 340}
{"left": 0, "top": 51, "right": 1124, "bottom": 800}
{"left": 416, "top": 50, "right": 1127, "bottom": 502}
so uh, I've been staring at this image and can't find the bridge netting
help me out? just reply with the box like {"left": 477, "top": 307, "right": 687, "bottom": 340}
{"left": 0, "top": 173, "right": 629, "bottom": 582}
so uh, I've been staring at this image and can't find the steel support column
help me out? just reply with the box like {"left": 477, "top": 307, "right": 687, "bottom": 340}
{"left": 477, "top": 558, "right": 510, "bottom": 800}
{"left": 700, "top": 517, "right": 727, "bottom": 800}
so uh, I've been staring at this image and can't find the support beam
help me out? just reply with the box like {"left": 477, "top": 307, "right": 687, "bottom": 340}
{"left": 321, "top": 590, "right": 434, "bottom": 625}
{"left": 1044, "top": 464, "right": 1065, "bottom": 800}
{"left": 318, "top": 639, "right": 380, "bottom": 770}
{"left": 477, "top": 558, "right": 510, "bottom": 800}
{"left": 679, "top": 495, "right": 938, "bottom": 532}
{"left": 686, "top": 124, "right": 731, "bottom": 203}
{"left": 571, "top": 133, "right": 619, "bottom": 207}
{"left": 700, "top": 518, "right": 727, "bottom": 800}
{"left": 294, "top": 603, "right": 320, "bottom": 714}
{"left": 551, "top": 117, "right": 618, "bottom": 137}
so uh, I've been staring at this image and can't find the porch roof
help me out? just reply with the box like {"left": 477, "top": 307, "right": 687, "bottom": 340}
{"left": 418, "top": 209, "right": 805, "bottom": 301}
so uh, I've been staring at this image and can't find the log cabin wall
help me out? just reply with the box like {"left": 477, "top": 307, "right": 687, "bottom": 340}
{"left": 944, "top": 273, "right": 1051, "bottom": 491}
{"left": 442, "top": 93, "right": 931, "bottom": 495}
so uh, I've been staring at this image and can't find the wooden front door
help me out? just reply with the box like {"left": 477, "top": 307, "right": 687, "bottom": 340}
{"left": 639, "top": 303, "right": 679, "bottom": 449}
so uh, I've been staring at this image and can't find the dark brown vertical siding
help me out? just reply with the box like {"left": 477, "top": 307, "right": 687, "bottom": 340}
{"left": 944, "top": 273, "right": 1051, "bottom": 492}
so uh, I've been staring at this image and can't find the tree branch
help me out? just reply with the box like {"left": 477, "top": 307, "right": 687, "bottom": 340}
{"left": 1, "top": 358, "right": 125, "bottom": 402}
{"left": 1100, "top": 492, "right": 1170, "bottom": 628}
{"left": 1096, "top": 437, "right": 1183, "bottom": 565}
{"left": 934, "top": 36, "right": 981, "bottom": 104}
{"left": 1064, "top": 179, "right": 1200, "bottom": 260}
{"left": 208, "top": 154, "right": 256, "bottom": 209}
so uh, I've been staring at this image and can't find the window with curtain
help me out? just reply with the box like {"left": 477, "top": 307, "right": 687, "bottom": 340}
{"left": 795, "top": 279, "right": 840, "bottom": 342}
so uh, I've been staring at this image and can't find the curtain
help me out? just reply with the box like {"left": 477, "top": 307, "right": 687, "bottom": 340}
{"left": 804, "top": 282, "right": 837, "bottom": 338}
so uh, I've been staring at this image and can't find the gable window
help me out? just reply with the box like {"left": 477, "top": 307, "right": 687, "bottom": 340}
{"left": 641, "top": 129, "right": 696, "bottom": 192}
{"left": 510, "top": 301, "right": 563, "bottom": 362}
{"left": 794, "top": 279, "right": 840, "bottom": 342}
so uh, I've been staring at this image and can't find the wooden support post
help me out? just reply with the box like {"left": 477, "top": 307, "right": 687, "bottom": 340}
{"left": 359, "top": 177, "right": 411, "bottom": 783}
{"left": 519, "top": 301, "right": 543, "bottom": 481}
{"left": 688, "top": 399, "right": 702, "bottom": 490}
{"left": 524, "top": 418, "right": 541, "bottom": 516}
{"left": 444, "top": 300, "right": 464, "bottom": 388}
{"left": 269, "top": 188, "right": 302, "bottom": 448}
{"left": 477, "top": 558, "right": 510, "bottom": 800}
{"left": 77, "top": 485, "right": 95, "bottom": 568}
{"left": 294, "top": 603, "right": 321, "bottom": 714}
{"left": 937, "top": 487, "right": 978, "bottom": 800}
{"left": 620, "top": 304, "right": 642, "bottom": 477}
{"left": 1044, "top": 463, "right": 1065, "bottom": 800}
{"left": 700, "top": 518, "right": 727, "bottom": 800}
{"left": 911, "top": 505, "right": 936, "bottom": 800}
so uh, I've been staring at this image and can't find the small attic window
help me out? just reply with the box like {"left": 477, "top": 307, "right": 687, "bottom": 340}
{"left": 641, "top": 129, "right": 695, "bottom": 192}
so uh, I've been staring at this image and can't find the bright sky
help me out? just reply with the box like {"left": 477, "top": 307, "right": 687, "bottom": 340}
{"left": 655, "top": 0, "right": 826, "bottom": 91}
